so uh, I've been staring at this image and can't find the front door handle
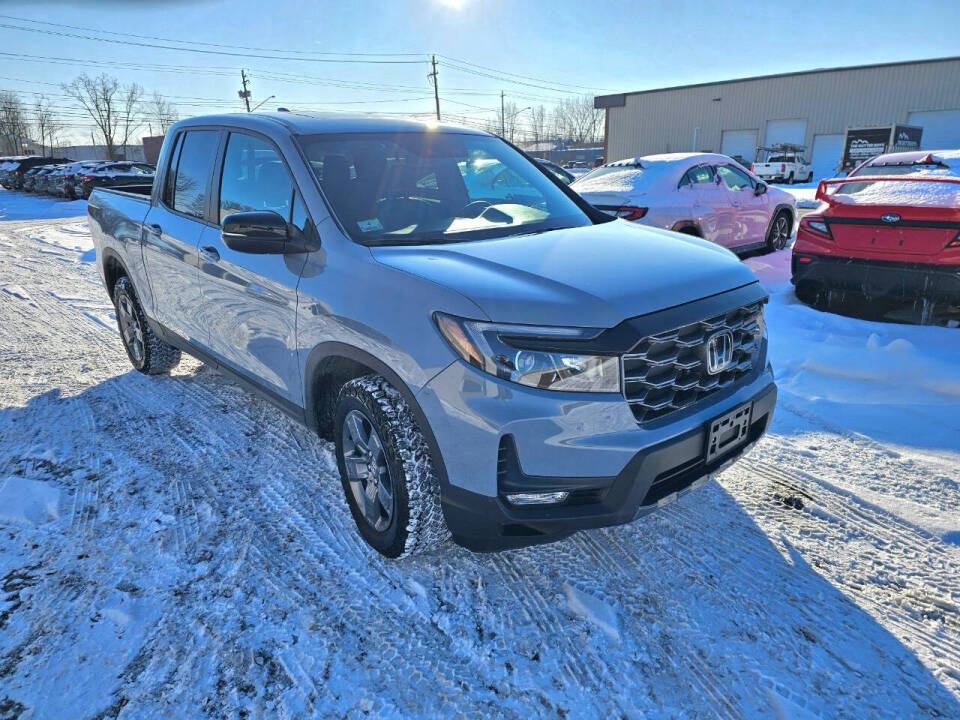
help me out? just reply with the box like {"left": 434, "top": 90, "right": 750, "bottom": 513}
{"left": 199, "top": 245, "right": 220, "bottom": 262}
{"left": 145, "top": 223, "right": 162, "bottom": 235}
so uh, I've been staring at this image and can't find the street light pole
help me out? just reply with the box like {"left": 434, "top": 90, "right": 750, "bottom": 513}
{"left": 251, "top": 95, "right": 276, "bottom": 112}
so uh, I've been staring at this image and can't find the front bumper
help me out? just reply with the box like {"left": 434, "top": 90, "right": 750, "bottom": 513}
{"left": 792, "top": 253, "right": 960, "bottom": 302}
{"left": 439, "top": 380, "right": 776, "bottom": 551}
{"left": 418, "top": 345, "right": 776, "bottom": 551}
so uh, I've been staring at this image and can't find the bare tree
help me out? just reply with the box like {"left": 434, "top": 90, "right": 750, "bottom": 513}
{"left": 0, "top": 91, "right": 30, "bottom": 154}
{"left": 501, "top": 100, "right": 521, "bottom": 143}
{"left": 118, "top": 82, "right": 145, "bottom": 157}
{"left": 32, "top": 96, "right": 61, "bottom": 155}
{"left": 528, "top": 105, "right": 547, "bottom": 147}
{"left": 552, "top": 95, "right": 603, "bottom": 144}
{"left": 146, "top": 90, "right": 178, "bottom": 135}
{"left": 62, "top": 73, "right": 144, "bottom": 160}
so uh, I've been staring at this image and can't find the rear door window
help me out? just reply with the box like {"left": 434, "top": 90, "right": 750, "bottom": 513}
{"left": 680, "top": 165, "right": 715, "bottom": 187}
{"left": 218, "top": 133, "right": 293, "bottom": 223}
{"left": 167, "top": 130, "right": 219, "bottom": 219}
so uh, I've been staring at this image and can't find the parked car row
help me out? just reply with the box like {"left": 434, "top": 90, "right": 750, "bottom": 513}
{"left": 0, "top": 155, "right": 155, "bottom": 199}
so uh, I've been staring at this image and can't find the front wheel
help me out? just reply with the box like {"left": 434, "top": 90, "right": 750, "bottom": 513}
{"left": 766, "top": 211, "right": 791, "bottom": 252}
{"left": 335, "top": 375, "right": 449, "bottom": 558}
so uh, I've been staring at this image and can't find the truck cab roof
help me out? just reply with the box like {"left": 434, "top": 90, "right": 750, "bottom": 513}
{"left": 172, "top": 112, "right": 488, "bottom": 137}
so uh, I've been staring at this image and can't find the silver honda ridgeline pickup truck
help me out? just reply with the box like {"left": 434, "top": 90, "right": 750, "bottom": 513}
{"left": 89, "top": 114, "right": 776, "bottom": 558}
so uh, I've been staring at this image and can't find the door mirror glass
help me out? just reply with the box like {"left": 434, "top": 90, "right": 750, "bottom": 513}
{"left": 221, "top": 211, "right": 289, "bottom": 253}
{"left": 754, "top": 182, "right": 768, "bottom": 196}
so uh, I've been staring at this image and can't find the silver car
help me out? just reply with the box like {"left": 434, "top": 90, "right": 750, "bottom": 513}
{"left": 89, "top": 114, "right": 777, "bottom": 558}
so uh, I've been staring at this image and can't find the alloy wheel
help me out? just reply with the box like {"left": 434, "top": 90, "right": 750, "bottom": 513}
{"left": 117, "top": 293, "right": 145, "bottom": 363}
{"left": 341, "top": 409, "right": 395, "bottom": 532}
{"left": 771, "top": 215, "right": 789, "bottom": 250}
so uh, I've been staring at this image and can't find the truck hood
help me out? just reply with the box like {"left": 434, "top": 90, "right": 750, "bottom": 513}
{"left": 371, "top": 220, "right": 759, "bottom": 327}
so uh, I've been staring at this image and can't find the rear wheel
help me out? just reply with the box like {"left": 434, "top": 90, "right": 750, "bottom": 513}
{"left": 765, "top": 211, "right": 791, "bottom": 252}
{"left": 787, "top": 171, "right": 795, "bottom": 184}
{"left": 113, "top": 277, "right": 181, "bottom": 374}
{"left": 335, "top": 375, "right": 449, "bottom": 558}
{"left": 806, "top": 171, "right": 814, "bottom": 183}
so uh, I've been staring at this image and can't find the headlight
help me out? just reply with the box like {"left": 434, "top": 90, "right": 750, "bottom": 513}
{"left": 434, "top": 313, "right": 620, "bottom": 393}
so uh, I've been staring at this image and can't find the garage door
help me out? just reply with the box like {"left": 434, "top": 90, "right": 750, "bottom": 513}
{"left": 765, "top": 119, "right": 807, "bottom": 148}
{"left": 811, "top": 134, "right": 844, "bottom": 180}
{"left": 721, "top": 130, "right": 758, "bottom": 163}
{"left": 907, "top": 110, "right": 960, "bottom": 149}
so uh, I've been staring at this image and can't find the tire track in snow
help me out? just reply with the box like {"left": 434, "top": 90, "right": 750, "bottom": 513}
{"left": 4, "top": 216, "right": 960, "bottom": 718}
{"left": 729, "top": 459, "right": 960, "bottom": 676}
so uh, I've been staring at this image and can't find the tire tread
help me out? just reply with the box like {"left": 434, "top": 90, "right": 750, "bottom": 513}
{"left": 338, "top": 375, "right": 450, "bottom": 557}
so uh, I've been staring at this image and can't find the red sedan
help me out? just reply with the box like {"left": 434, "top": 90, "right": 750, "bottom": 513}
{"left": 792, "top": 151, "right": 960, "bottom": 323}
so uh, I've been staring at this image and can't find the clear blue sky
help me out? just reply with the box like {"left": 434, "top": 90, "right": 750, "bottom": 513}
{"left": 1, "top": 0, "right": 958, "bottom": 143}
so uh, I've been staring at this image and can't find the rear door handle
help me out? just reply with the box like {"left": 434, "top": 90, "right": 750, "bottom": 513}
{"left": 199, "top": 245, "right": 220, "bottom": 262}
{"left": 145, "top": 223, "right": 162, "bottom": 235}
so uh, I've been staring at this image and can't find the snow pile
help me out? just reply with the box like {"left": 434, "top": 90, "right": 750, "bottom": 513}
{"left": 0, "top": 476, "right": 60, "bottom": 526}
{"left": 746, "top": 249, "right": 960, "bottom": 452}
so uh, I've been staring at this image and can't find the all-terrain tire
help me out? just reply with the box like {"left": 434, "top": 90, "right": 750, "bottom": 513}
{"left": 335, "top": 375, "right": 450, "bottom": 558}
{"left": 112, "top": 276, "right": 181, "bottom": 374}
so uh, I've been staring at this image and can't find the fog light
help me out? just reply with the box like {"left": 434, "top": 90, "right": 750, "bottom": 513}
{"left": 505, "top": 491, "right": 569, "bottom": 505}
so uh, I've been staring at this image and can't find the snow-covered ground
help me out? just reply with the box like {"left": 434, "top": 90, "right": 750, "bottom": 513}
{"left": 772, "top": 179, "right": 820, "bottom": 209}
{"left": 0, "top": 190, "right": 88, "bottom": 221}
{"left": 1, "top": 190, "right": 958, "bottom": 719}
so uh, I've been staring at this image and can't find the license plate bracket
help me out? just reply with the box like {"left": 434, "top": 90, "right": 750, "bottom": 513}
{"left": 705, "top": 402, "right": 753, "bottom": 464}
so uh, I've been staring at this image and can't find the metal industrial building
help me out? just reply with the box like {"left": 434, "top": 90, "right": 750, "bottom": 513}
{"left": 595, "top": 56, "right": 960, "bottom": 178}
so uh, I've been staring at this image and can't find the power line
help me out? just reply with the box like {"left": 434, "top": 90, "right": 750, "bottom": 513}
{"left": 0, "top": 14, "right": 425, "bottom": 58}
{"left": 0, "top": 22, "right": 427, "bottom": 64}
{"left": 437, "top": 54, "right": 609, "bottom": 93}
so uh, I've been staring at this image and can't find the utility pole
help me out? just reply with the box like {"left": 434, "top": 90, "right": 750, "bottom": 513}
{"left": 500, "top": 91, "right": 505, "bottom": 137}
{"left": 428, "top": 55, "right": 440, "bottom": 121}
{"left": 239, "top": 69, "right": 252, "bottom": 113}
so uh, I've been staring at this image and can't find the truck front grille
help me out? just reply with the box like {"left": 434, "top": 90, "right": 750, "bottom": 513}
{"left": 621, "top": 302, "right": 764, "bottom": 423}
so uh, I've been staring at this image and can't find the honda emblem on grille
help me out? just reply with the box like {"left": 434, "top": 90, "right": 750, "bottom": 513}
{"left": 881, "top": 213, "right": 901, "bottom": 224}
{"left": 705, "top": 331, "right": 734, "bottom": 375}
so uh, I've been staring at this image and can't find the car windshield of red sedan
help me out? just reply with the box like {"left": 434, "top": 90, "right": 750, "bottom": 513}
{"left": 836, "top": 157, "right": 960, "bottom": 204}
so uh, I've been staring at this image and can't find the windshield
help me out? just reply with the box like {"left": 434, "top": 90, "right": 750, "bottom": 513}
{"left": 851, "top": 162, "right": 955, "bottom": 178}
{"left": 297, "top": 132, "right": 592, "bottom": 245}
{"left": 572, "top": 164, "right": 649, "bottom": 192}
{"left": 841, "top": 161, "right": 958, "bottom": 195}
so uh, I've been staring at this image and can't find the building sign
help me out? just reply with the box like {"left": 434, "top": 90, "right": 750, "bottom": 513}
{"left": 842, "top": 128, "right": 890, "bottom": 170}
{"left": 893, "top": 124, "right": 923, "bottom": 150}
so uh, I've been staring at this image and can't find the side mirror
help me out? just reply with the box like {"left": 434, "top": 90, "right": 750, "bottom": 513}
{"left": 754, "top": 183, "right": 768, "bottom": 196}
{"left": 221, "top": 211, "right": 310, "bottom": 254}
